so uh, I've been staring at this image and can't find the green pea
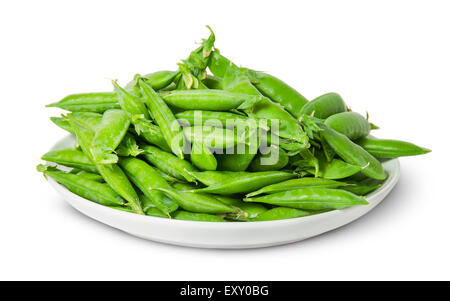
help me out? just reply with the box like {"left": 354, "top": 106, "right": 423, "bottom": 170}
{"left": 46, "top": 92, "right": 120, "bottom": 113}
{"left": 91, "top": 109, "right": 131, "bottom": 164}
{"left": 246, "top": 178, "right": 345, "bottom": 197}
{"left": 37, "top": 165, "right": 124, "bottom": 206}
{"left": 113, "top": 80, "right": 150, "bottom": 119}
{"left": 356, "top": 137, "right": 431, "bottom": 158}
{"left": 119, "top": 157, "right": 178, "bottom": 215}
{"left": 139, "top": 78, "right": 185, "bottom": 159}
{"left": 140, "top": 144, "right": 197, "bottom": 182}
{"left": 41, "top": 148, "right": 97, "bottom": 173}
{"left": 193, "top": 171, "right": 296, "bottom": 195}
{"left": 186, "top": 170, "right": 250, "bottom": 186}
{"left": 172, "top": 211, "right": 225, "bottom": 222}
{"left": 300, "top": 93, "right": 347, "bottom": 119}
{"left": 320, "top": 124, "right": 387, "bottom": 180}
{"left": 244, "top": 188, "right": 368, "bottom": 210}
{"left": 251, "top": 207, "right": 315, "bottom": 221}
{"left": 245, "top": 69, "right": 308, "bottom": 118}
{"left": 324, "top": 112, "right": 371, "bottom": 140}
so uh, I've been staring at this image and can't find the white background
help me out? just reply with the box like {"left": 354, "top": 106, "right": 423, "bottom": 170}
{"left": 1, "top": 0, "right": 448, "bottom": 280}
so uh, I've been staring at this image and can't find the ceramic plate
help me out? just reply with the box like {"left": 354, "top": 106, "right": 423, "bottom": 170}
{"left": 45, "top": 135, "right": 400, "bottom": 249}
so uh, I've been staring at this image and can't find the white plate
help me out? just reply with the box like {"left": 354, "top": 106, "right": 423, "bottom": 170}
{"left": 46, "top": 135, "right": 400, "bottom": 249}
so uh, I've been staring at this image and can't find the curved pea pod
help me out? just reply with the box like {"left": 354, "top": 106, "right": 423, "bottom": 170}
{"left": 67, "top": 115, "right": 144, "bottom": 214}
{"left": 113, "top": 80, "right": 150, "bottom": 119}
{"left": 300, "top": 93, "right": 347, "bottom": 119}
{"left": 245, "top": 69, "right": 308, "bottom": 117}
{"left": 119, "top": 157, "right": 178, "bottom": 215}
{"left": 37, "top": 165, "right": 124, "bottom": 206}
{"left": 186, "top": 170, "right": 250, "bottom": 186}
{"left": 202, "top": 75, "right": 223, "bottom": 89}
{"left": 140, "top": 144, "right": 197, "bottom": 182}
{"left": 190, "top": 142, "right": 217, "bottom": 171}
{"left": 76, "top": 171, "right": 104, "bottom": 182}
{"left": 125, "top": 71, "right": 180, "bottom": 97}
{"left": 46, "top": 92, "right": 120, "bottom": 113}
{"left": 50, "top": 117, "right": 74, "bottom": 133}
{"left": 214, "top": 195, "right": 267, "bottom": 221}
{"left": 244, "top": 188, "right": 368, "bottom": 210}
{"left": 320, "top": 124, "right": 387, "bottom": 180}
{"left": 41, "top": 148, "right": 97, "bottom": 173}
{"left": 246, "top": 178, "right": 346, "bottom": 197}
{"left": 248, "top": 145, "right": 289, "bottom": 172}
{"left": 175, "top": 110, "right": 249, "bottom": 129}
{"left": 91, "top": 109, "right": 131, "bottom": 164}
{"left": 139, "top": 78, "right": 185, "bottom": 159}
{"left": 192, "top": 171, "right": 296, "bottom": 195}
{"left": 132, "top": 118, "right": 171, "bottom": 152}
{"left": 355, "top": 137, "right": 431, "bottom": 158}
{"left": 183, "top": 125, "right": 245, "bottom": 149}
{"left": 172, "top": 211, "right": 225, "bottom": 222}
{"left": 324, "top": 112, "right": 370, "bottom": 140}
{"left": 251, "top": 207, "right": 316, "bottom": 221}
{"left": 160, "top": 90, "right": 262, "bottom": 111}
{"left": 153, "top": 187, "right": 235, "bottom": 214}
{"left": 310, "top": 158, "right": 362, "bottom": 179}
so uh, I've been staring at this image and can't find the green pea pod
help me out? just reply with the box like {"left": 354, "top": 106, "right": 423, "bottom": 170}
{"left": 132, "top": 118, "right": 171, "bottom": 152}
{"left": 324, "top": 112, "right": 371, "bottom": 140}
{"left": 183, "top": 125, "right": 245, "bottom": 149}
{"left": 300, "top": 93, "right": 347, "bottom": 119}
{"left": 210, "top": 51, "right": 309, "bottom": 146}
{"left": 50, "top": 117, "right": 74, "bottom": 133}
{"left": 154, "top": 187, "right": 235, "bottom": 214}
{"left": 67, "top": 114, "right": 144, "bottom": 214}
{"left": 139, "top": 78, "right": 185, "bottom": 159}
{"left": 356, "top": 137, "right": 431, "bottom": 158}
{"left": 113, "top": 80, "right": 150, "bottom": 119}
{"left": 245, "top": 69, "right": 308, "bottom": 118}
{"left": 190, "top": 142, "right": 217, "bottom": 171}
{"left": 248, "top": 145, "right": 289, "bottom": 172}
{"left": 246, "top": 178, "right": 346, "bottom": 197}
{"left": 37, "top": 165, "right": 124, "bottom": 206}
{"left": 172, "top": 211, "right": 225, "bottom": 222}
{"left": 176, "top": 110, "right": 244, "bottom": 127}
{"left": 41, "top": 148, "right": 97, "bottom": 173}
{"left": 140, "top": 144, "right": 197, "bottom": 182}
{"left": 115, "top": 134, "right": 144, "bottom": 157}
{"left": 202, "top": 75, "right": 223, "bottom": 89}
{"left": 310, "top": 158, "right": 362, "bottom": 179}
{"left": 186, "top": 170, "right": 251, "bottom": 186}
{"left": 125, "top": 71, "right": 180, "bottom": 97}
{"left": 320, "top": 124, "right": 387, "bottom": 180}
{"left": 119, "top": 157, "right": 178, "bottom": 215}
{"left": 47, "top": 92, "right": 120, "bottom": 113}
{"left": 91, "top": 109, "right": 131, "bottom": 164}
{"left": 192, "top": 171, "right": 296, "bottom": 195}
{"left": 76, "top": 171, "right": 104, "bottom": 182}
{"left": 342, "top": 182, "right": 381, "bottom": 196}
{"left": 244, "top": 188, "right": 368, "bottom": 210}
{"left": 161, "top": 90, "right": 262, "bottom": 111}
{"left": 214, "top": 195, "right": 267, "bottom": 221}
{"left": 251, "top": 207, "right": 316, "bottom": 221}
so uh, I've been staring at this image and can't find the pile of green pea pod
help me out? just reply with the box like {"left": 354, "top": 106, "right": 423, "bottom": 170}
{"left": 38, "top": 27, "right": 430, "bottom": 222}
